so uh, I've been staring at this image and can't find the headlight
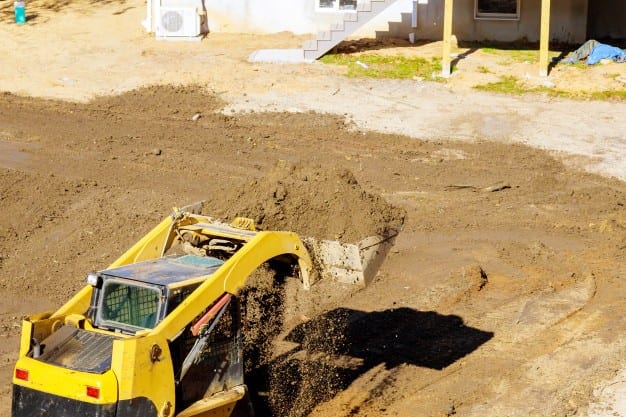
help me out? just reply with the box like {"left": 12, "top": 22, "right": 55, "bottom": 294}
{"left": 86, "top": 273, "right": 101, "bottom": 287}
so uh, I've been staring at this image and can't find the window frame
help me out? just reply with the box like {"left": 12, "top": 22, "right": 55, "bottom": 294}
{"left": 316, "top": 0, "right": 359, "bottom": 13}
{"left": 474, "top": 0, "right": 521, "bottom": 20}
{"left": 95, "top": 277, "right": 164, "bottom": 333}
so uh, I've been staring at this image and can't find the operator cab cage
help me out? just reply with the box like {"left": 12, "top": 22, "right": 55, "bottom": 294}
{"left": 84, "top": 253, "right": 246, "bottom": 411}
{"left": 87, "top": 254, "right": 225, "bottom": 335}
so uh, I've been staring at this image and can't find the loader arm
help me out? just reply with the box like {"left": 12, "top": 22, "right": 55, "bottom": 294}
{"left": 110, "top": 229, "right": 313, "bottom": 417}
{"left": 50, "top": 209, "right": 210, "bottom": 320}
{"left": 109, "top": 211, "right": 182, "bottom": 268}
{"left": 48, "top": 212, "right": 181, "bottom": 320}
{"left": 150, "top": 230, "right": 312, "bottom": 342}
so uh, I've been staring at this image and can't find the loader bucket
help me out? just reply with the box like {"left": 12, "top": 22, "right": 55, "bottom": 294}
{"left": 304, "top": 232, "right": 399, "bottom": 287}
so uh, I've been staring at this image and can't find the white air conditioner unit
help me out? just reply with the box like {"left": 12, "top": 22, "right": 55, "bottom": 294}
{"left": 156, "top": 7, "right": 201, "bottom": 38}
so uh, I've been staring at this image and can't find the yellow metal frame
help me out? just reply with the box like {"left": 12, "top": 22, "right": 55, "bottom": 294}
{"left": 15, "top": 209, "right": 314, "bottom": 417}
{"left": 13, "top": 357, "right": 118, "bottom": 405}
{"left": 151, "top": 229, "right": 312, "bottom": 341}
{"left": 111, "top": 333, "right": 176, "bottom": 413}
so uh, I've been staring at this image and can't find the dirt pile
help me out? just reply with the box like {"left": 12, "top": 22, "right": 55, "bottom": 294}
{"left": 201, "top": 162, "right": 405, "bottom": 242}
{"left": 267, "top": 308, "right": 352, "bottom": 417}
{"left": 88, "top": 84, "right": 224, "bottom": 121}
{"left": 208, "top": 162, "right": 406, "bottom": 417}
{"left": 241, "top": 268, "right": 354, "bottom": 417}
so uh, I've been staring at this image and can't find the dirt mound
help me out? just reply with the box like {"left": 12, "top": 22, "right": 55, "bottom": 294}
{"left": 241, "top": 268, "right": 353, "bottom": 417}
{"left": 201, "top": 162, "right": 405, "bottom": 242}
{"left": 88, "top": 85, "right": 224, "bottom": 122}
{"left": 201, "top": 162, "right": 406, "bottom": 416}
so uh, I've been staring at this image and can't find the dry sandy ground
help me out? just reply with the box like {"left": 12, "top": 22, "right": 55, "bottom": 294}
{"left": 1, "top": 0, "right": 625, "bottom": 181}
{"left": 0, "top": 1, "right": 625, "bottom": 417}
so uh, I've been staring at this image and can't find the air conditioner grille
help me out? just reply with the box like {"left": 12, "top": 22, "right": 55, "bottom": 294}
{"left": 161, "top": 10, "right": 183, "bottom": 33}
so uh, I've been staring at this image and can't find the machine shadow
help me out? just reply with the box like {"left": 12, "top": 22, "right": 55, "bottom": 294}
{"left": 247, "top": 307, "right": 493, "bottom": 417}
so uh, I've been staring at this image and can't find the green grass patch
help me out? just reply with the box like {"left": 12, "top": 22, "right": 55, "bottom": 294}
{"left": 539, "top": 89, "right": 626, "bottom": 101}
{"left": 320, "top": 54, "right": 442, "bottom": 80}
{"left": 473, "top": 76, "right": 527, "bottom": 94}
{"left": 481, "top": 47, "right": 561, "bottom": 64}
{"left": 588, "top": 90, "right": 626, "bottom": 101}
{"left": 473, "top": 75, "right": 626, "bottom": 101}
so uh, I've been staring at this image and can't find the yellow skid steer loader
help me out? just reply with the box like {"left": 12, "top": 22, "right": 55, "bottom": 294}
{"left": 11, "top": 205, "right": 395, "bottom": 417}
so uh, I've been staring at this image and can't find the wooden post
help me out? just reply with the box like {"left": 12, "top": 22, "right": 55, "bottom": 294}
{"left": 539, "top": 0, "right": 551, "bottom": 77}
{"left": 441, "top": 0, "right": 454, "bottom": 77}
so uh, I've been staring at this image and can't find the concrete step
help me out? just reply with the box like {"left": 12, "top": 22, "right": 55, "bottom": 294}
{"left": 304, "top": 48, "right": 321, "bottom": 60}
{"left": 317, "top": 30, "right": 332, "bottom": 41}
{"left": 248, "top": 49, "right": 308, "bottom": 63}
{"left": 303, "top": 39, "right": 318, "bottom": 51}
{"left": 356, "top": 1, "right": 372, "bottom": 12}
{"left": 343, "top": 12, "right": 358, "bottom": 22}
{"left": 302, "top": 0, "right": 400, "bottom": 60}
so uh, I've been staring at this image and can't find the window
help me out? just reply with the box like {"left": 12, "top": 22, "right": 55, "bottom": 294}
{"left": 475, "top": 0, "right": 520, "bottom": 20}
{"left": 97, "top": 279, "right": 162, "bottom": 331}
{"left": 317, "top": 0, "right": 358, "bottom": 12}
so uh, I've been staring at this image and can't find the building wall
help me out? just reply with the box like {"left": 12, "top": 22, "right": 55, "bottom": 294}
{"left": 380, "top": 0, "right": 589, "bottom": 43}
{"left": 201, "top": 0, "right": 590, "bottom": 43}
{"left": 202, "top": 0, "right": 348, "bottom": 34}
{"left": 587, "top": 0, "right": 626, "bottom": 40}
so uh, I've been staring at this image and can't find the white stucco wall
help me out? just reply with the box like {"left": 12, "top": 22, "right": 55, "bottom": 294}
{"left": 200, "top": 0, "right": 416, "bottom": 36}
{"left": 202, "top": 0, "right": 339, "bottom": 34}
{"left": 199, "top": 0, "right": 590, "bottom": 43}
{"left": 447, "top": 0, "right": 588, "bottom": 43}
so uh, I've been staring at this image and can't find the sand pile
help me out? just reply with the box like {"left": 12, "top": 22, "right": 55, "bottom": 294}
{"left": 201, "top": 162, "right": 405, "bottom": 242}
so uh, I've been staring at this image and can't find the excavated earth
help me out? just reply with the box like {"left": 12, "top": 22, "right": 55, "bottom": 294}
{"left": 200, "top": 162, "right": 405, "bottom": 242}
{"left": 0, "top": 85, "right": 625, "bottom": 417}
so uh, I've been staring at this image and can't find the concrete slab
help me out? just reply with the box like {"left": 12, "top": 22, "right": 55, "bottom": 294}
{"left": 587, "top": 368, "right": 626, "bottom": 417}
{"left": 247, "top": 49, "right": 312, "bottom": 64}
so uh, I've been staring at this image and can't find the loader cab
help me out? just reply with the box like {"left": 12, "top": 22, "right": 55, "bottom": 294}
{"left": 87, "top": 254, "right": 246, "bottom": 412}
{"left": 87, "top": 254, "right": 224, "bottom": 334}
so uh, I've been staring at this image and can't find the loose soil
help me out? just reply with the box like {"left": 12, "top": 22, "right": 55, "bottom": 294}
{"left": 200, "top": 162, "right": 405, "bottom": 242}
{"left": 0, "top": 85, "right": 625, "bottom": 417}
{"left": 0, "top": 1, "right": 625, "bottom": 417}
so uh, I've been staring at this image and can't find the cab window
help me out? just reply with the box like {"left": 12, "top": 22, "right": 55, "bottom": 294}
{"left": 98, "top": 279, "right": 162, "bottom": 331}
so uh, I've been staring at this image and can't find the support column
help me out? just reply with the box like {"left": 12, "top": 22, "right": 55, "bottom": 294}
{"left": 539, "top": 0, "right": 551, "bottom": 77}
{"left": 441, "top": 0, "right": 454, "bottom": 77}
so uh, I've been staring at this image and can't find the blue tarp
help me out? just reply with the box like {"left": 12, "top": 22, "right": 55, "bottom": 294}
{"left": 562, "top": 40, "right": 626, "bottom": 65}
{"left": 586, "top": 44, "right": 626, "bottom": 65}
